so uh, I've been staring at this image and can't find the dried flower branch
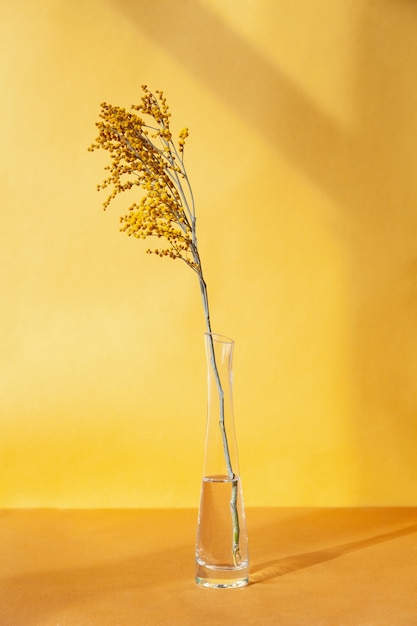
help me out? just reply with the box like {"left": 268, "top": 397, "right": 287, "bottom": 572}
{"left": 89, "top": 85, "right": 241, "bottom": 563}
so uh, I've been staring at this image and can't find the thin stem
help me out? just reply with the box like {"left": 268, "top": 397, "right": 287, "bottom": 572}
{"left": 158, "top": 135, "right": 194, "bottom": 224}
{"left": 199, "top": 281, "right": 233, "bottom": 475}
{"left": 194, "top": 250, "right": 241, "bottom": 563}
{"left": 169, "top": 139, "right": 196, "bottom": 219}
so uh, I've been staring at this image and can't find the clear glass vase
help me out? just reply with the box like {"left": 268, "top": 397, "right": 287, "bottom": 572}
{"left": 195, "top": 333, "right": 249, "bottom": 588}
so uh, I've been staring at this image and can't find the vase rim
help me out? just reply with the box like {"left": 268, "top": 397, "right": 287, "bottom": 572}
{"left": 205, "top": 332, "right": 234, "bottom": 345}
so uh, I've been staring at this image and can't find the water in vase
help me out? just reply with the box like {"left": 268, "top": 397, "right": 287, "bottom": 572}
{"left": 195, "top": 474, "right": 249, "bottom": 588}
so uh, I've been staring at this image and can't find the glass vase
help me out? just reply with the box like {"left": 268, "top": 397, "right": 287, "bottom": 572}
{"left": 195, "top": 333, "right": 249, "bottom": 588}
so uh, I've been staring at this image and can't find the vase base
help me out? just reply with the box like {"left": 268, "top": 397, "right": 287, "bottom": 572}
{"left": 195, "top": 562, "right": 249, "bottom": 589}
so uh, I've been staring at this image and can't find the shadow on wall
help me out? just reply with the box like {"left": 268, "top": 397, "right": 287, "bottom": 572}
{"left": 111, "top": 0, "right": 417, "bottom": 502}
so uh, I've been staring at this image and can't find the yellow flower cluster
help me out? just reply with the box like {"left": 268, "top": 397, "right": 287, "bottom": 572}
{"left": 88, "top": 85, "right": 199, "bottom": 269}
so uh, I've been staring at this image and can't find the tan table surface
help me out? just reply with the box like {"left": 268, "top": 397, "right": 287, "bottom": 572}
{"left": 0, "top": 507, "right": 416, "bottom": 625}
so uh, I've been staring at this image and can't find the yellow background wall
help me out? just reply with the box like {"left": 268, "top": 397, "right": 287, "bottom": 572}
{"left": 1, "top": 0, "right": 417, "bottom": 508}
